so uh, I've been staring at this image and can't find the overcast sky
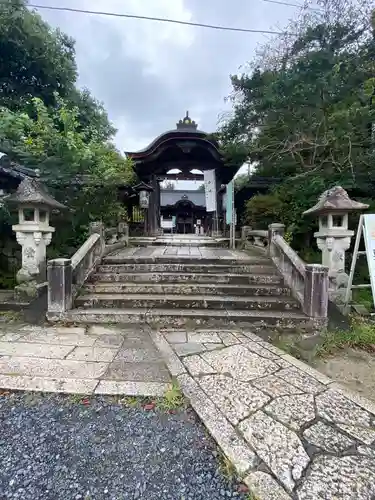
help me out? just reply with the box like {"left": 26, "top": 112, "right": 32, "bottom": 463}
{"left": 32, "top": 0, "right": 303, "bottom": 186}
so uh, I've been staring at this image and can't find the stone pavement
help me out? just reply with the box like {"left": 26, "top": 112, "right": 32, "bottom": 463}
{"left": 155, "top": 328, "right": 375, "bottom": 500}
{"left": 1, "top": 321, "right": 375, "bottom": 498}
{"left": 0, "top": 323, "right": 170, "bottom": 395}
{"left": 107, "top": 244, "right": 253, "bottom": 259}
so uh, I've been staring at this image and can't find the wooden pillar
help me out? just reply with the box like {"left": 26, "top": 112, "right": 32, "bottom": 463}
{"left": 146, "top": 175, "right": 161, "bottom": 236}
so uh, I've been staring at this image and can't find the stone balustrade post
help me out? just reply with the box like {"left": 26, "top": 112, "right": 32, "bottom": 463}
{"left": 89, "top": 221, "right": 105, "bottom": 255}
{"left": 47, "top": 258, "right": 73, "bottom": 313}
{"left": 303, "top": 264, "right": 329, "bottom": 319}
{"left": 268, "top": 223, "right": 285, "bottom": 256}
{"left": 118, "top": 222, "right": 129, "bottom": 245}
{"left": 241, "top": 226, "right": 251, "bottom": 243}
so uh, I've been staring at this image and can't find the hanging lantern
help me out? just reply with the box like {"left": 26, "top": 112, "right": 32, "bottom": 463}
{"left": 133, "top": 181, "right": 154, "bottom": 209}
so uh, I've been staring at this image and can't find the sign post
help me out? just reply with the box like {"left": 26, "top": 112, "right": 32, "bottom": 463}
{"left": 344, "top": 214, "right": 375, "bottom": 312}
{"left": 204, "top": 169, "right": 218, "bottom": 235}
{"left": 226, "top": 182, "right": 235, "bottom": 249}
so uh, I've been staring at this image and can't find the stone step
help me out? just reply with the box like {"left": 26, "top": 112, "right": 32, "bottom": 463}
{"left": 130, "top": 239, "right": 227, "bottom": 248}
{"left": 96, "top": 263, "right": 276, "bottom": 275}
{"left": 47, "top": 307, "right": 311, "bottom": 330}
{"left": 75, "top": 293, "right": 299, "bottom": 311}
{"left": 83, "top": 282, "right": 291, "bottom": 297}
{"left": 102, "top": 255, "right": 270, "bottom": 266}
{"left": 90, "top": 272, "right": 284, "bottom": 285}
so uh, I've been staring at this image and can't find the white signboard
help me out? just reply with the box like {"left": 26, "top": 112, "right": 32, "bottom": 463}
{"left": 161, "top": 217, "right": 174, "bottom": 229}
{"left": 363, "top": 214, "right": 375, "bottom": 304}
{"left": 204, "top": 169, "right": 217, "bottom": 212}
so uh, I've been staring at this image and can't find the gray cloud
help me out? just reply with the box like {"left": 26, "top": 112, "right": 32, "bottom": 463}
{"left": 32, "top": 0, "right": 299, "bottom": 154}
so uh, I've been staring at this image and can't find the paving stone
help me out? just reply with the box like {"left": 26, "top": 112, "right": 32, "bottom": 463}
{"left": 95, "top": 380, "right": 170, "bottom": 396}
{"left": 0, "top": 332, "right": 25, "bottom": 342}
{"left": 337, "top": 424, "right": 375, "bottom": 445}
{"left": 87, "top": 325, "right": 144, "bottom": 338}
{"left": 54, "top": 326, "right": 86, "bottom": 335}
{"left": 182, "top": 355, "right": 216, "bottom": 376}
{"left": 20, "top": 331, "right": 96, "bottom": 347}
{"left": 178, "top": 373, "right": 258, "bottom": 476}
{"left": 277, "top": 367, "right": 326, "bottom": 394}
{"left": 218, "top": 331, "right": 239, "bottom": 346}
{"left": 198, "top": 374, "right": 270, "bottom": 425}
{"left": 0, "top": 356, "right": 107, "bottom": 379}
{"left": 0, "top": 342, "right": 73, "bottom": 359}
{"left": 66, "top": 346, "right": 118, "bottom": 362}
{"left": 164, "top": 331, "right": 187, "bottom": 343}
{"left": 104, "top": 360, "right": 171, "bottom": 382}
{"left": 253, "top": 374, "right": 304, "bottom": 398}
{"left": 201, "top": 345, "right": 279, "bottom": 382}
{"left": 297, "top": 455, "right": 375, "bottom": 499}
{"left": 90, "top": 334, "right": 125, "bottom": 348}
{"left": 281, "top": 353, "right": 332, "bottom": 385}
{"left": 329, "top": 383, "right": 375, "bottom": 416}
{"left": 357, "top": 445, "right": 375, "bottom": 458}
{"left": 239, "top": 411, "right": 310, "bottom": 492}
{"left": 187, "top": 331, "right": 222, "bottom": 343}
{"left": 174, "top": 342, "right": 206, "bottom": 356}
{"left": 0, "top": 374, "right": 98, "bottom": 394}
{"left": 255, "top": 341, "right": 290, "bottom": 357}
{"left": 264, "top": 394, "right": 315, "bottom": 431}
{"left": 244, "top": 471, "right": 292, "bottom": 500}
{"left": 303, "top": 421, "right": 355, "bottom": 453}
{"left": 203, "top": 343, "right": 224, "bottom": 351}
{"left": 316, "top": 389, "right": 375, "bottom": 444}
{"left": 240, "top": 331, "right": 262, "bottom": 342}
{"left": 244, "top": 341, "right": 284, "bottom": 361}
{"left": 150, "top": 330, "right": 186, "bottom": 376}
{"left": 114, "top": 347, "right": 162, "bottom": 363}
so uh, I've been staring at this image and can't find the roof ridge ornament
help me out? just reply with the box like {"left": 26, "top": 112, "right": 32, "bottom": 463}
{"left": 176, "top": 111, "right": 198, "bottom": 131}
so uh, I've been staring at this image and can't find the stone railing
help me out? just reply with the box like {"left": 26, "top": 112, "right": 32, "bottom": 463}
{"left": 243, "top": 223, "right": 329, "bottom": 326}
{"left": 104, "top": 222, "right": 129, "bottom": 255}
{"left": 71, "top": 233, "right": 102, "bottom": 291}
{"left": 47, "top": 221, "right": 128, "bottom": 314}
{"left": 268, "top": 224, "right": 329, "bottom": 326}
{"left": 241, "top": 226, "right": 268, "bottom": 252}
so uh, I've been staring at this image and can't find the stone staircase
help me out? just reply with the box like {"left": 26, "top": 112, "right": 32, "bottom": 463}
{"left": 62, "top": 247, "right": 312, "bottom": 331}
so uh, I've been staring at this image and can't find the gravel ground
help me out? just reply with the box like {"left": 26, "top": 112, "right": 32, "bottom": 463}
{"left": 0, "top": 392, "right": 248, "bottom": 500}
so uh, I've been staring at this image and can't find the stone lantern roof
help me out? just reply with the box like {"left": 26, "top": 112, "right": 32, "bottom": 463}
{"left": 6, "top": 177, "right": 66, "bottom": 210}
{"left": 133, "top": 181, "right": 154, "bottom": 193}
{"left": 303, "top": 186, "right": 369, "bottom": 216}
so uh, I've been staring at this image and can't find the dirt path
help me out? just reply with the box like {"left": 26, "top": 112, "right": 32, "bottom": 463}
{"left": 314, "top": 348, "right": 375, "bottom": 402}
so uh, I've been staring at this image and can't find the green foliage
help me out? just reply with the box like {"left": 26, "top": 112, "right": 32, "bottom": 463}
{"left": 157, "top": 380, "right": 185, "bottom": 411}
{"left": 0, "top": 0, "right": 77, "bottom": 111}
{"left": 244, "top": 193, "right": 283, "bottom": 229}
{"left": 0, "top": 3, "right": 136, "bottom": 285}
{"left": 221, "top": 1, "right": 375, "bottom": 262}
{"left": 316, "top": 317, "right": 375, "bottom": 356}
{"left": 0, "top": 96, "right": 135, "bottom": 258}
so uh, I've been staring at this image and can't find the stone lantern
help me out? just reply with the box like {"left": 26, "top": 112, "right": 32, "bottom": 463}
{"left": 304, "top": 186, "right": 368, "bottom": 301}
{"left": 6, "top": 177, "right": 66, "bottom": 297}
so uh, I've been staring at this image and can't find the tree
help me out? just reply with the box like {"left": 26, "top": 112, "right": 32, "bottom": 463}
{"left": 0, "top": 0, "right": 77, "bottom": 111}
{"left": 0, "top": 1, "right": 137, "bottom": 286}
{"left": 0, "top": 96, "right": 135, "bottom": 256}
{"left": 69, "top": 88, "right": 116, "bottom": 142}
{"left": 220, "top": 1, "right": 375, "bottom": 249}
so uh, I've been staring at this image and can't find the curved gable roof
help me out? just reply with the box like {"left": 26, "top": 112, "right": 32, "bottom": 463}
{"left": 125, "top": 112, "right": 220, "bottom": 160}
